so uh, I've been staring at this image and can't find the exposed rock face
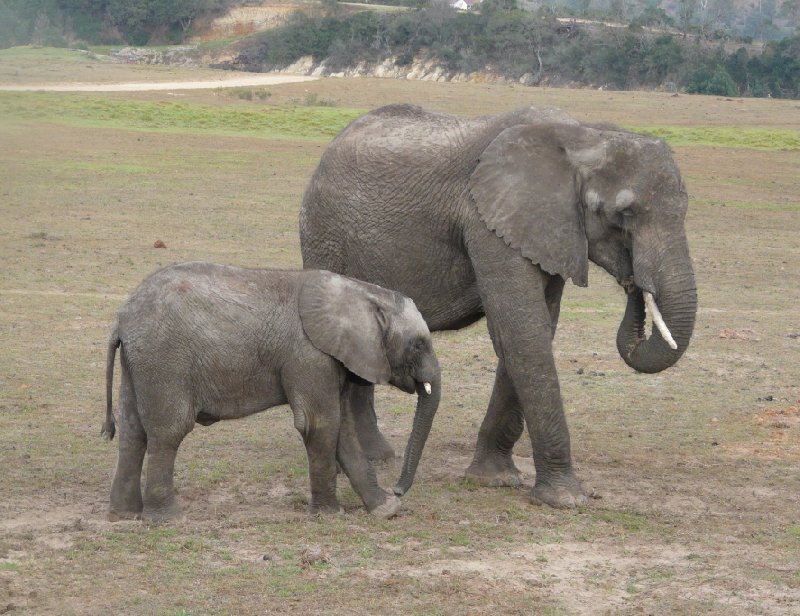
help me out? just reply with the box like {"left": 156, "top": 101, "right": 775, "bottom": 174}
{"left": 279, "top": 55, "right": 530, "bottom": 86}
{"left": 111, "top": 46, "right": 200, "bottom": 66}
{"left": 111, "top": 46, "right": 538, "bottom": 87}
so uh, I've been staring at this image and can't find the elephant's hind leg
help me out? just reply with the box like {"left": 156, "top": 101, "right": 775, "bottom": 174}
{"left": 109, "top": 359, "right": 146, "bottom": 521}
{"left": 141, "top": 437, "right": 185, "bottom": 523}
{"left": 140, "top": 399, "right": 194, "bottom": 523}
{"left": 465, "top": 360, "right": 524, "bottom": 487}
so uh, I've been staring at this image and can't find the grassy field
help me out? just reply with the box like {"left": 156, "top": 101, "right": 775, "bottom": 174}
{"left": 1, "top": 48, "right": 799, "bottom": 615}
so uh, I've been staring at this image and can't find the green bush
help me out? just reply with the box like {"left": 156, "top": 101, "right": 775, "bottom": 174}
{"left": 686, "top": 65, "right": 738, "bottom": 96}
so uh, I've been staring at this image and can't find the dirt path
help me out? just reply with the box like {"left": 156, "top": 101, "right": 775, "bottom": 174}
{"left": 0, "top": 73, "right": 317, "bottom": 92}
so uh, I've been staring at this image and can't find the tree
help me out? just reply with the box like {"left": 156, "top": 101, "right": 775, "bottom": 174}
{"left": 686, "top": 64, "right": 737, "bottom": 95}
{"left": 725, "top": 46, "right": 750, "bottom": 93}
{"left": 634, "top": 6, "right": 674, "bottom": 28}
{"left": 677, "top": 0, "right": 697, "bottom": 36}
{"left": 782, "top": 0, "right": 800, "bottom": 30}
{"left": 643, "top": 35, "right": 684, "bottom": 83}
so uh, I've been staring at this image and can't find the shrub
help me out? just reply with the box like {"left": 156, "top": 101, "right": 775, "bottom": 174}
{"left": 686, "top": 65, "right": 738, "bottom": 96}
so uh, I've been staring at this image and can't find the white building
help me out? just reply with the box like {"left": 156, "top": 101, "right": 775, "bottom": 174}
{"left": 450, "top": 0, "right": 481, "bottom": 11}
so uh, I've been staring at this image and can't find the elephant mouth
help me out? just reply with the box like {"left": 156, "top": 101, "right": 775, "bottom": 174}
{"left": 616, "top": 267, "right": 697, "bottom": 374}
{"left": 621, "top": 280, "right": 677, "bottom": 351}
{"left": 642, "top": 291, "right": 678, "bottom": 349}
{"left": 415, "top": 380, "right": 433, "bottom": 395}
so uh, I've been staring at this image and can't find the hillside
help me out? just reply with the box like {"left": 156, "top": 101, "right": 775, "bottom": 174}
{"left": 210, "top": 3, "right": 799, "bottom": 98}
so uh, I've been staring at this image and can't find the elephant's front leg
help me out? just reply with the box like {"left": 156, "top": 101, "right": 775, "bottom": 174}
{"left": 468, "top": 233, "right": 586, "bottom": 508}
{"left": 347, "top": 381, "right": 395, "bottom": 462}
{"left": 465, "top": 275, "right": 566, "bottom": 489}
{"left": 512, "top": 340, "right": 586, "bottom": 508}
{"left": 337, "top": 382, "right": 401, "bottom": 518}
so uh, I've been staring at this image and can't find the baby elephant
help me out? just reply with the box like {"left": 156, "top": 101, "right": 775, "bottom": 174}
{"left": 102, "top": 262, "right": 441, "bottom": 522}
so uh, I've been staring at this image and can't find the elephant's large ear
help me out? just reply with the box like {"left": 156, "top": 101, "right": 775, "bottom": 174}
{"left": 299, "top": 271, "right": 392, "bottom": 384}
{"left": 468, "top": 124, "right": 589, "bottom": 287}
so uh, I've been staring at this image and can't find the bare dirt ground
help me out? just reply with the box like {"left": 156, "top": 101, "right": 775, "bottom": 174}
{"left": 0, "top": 73, "right": 316, "bottom": 92}
{"left": 0, "top": 59, "right": 799, "bottom": 615}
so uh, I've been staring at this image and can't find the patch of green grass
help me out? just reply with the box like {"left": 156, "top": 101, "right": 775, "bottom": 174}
{"left": 629, "top": 125, "right": 800, "bottom": 151}
{"left": 644, "top": 566, "right": 675, "bottom": 581}
{"left": 448, "top": 532, "right": 471, "bottom": 547}
{"left": 102, "top": 527, "right": 210, "bottom": 559}
{"left": 0, "top": 561, "right": 20, "bottom": 571}
{"left": 264, "top": 562, "right": 318, "bottom": 598}
{"left": 592, "top": 510, "right": 650, "bottom": 532}
{"left": 0, "top": 92, "right": 362, "bottom": 141}
{"left": 0, "top": 46, "right": 83, "bottom": 63}
{"left": 186, "top": 458, "right": 235, "bottom": 489}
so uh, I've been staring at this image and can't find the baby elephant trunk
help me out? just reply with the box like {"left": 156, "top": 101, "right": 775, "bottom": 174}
{"left": 394, "top": 360, "right": 441, "bottom": 496}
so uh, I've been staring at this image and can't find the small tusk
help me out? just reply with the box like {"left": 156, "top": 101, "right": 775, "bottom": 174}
{"left": 643, "top": 292, "right": 678, "bottom": 350}
{"left": 423, "top": 382, "right": 432, "bottom": 395}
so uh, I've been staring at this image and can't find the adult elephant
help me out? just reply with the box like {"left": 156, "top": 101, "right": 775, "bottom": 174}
{"left": 299, "top": 104, "right": 697, "bottom": 508}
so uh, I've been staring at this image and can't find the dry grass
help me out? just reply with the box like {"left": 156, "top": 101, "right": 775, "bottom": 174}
{"left": 1, "top": 50, "right": 799, "bottom": 615}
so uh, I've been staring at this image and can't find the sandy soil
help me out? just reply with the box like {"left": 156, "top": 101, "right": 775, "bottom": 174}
{"left": 0, "top": 73, "right": 317, "bottom": 92}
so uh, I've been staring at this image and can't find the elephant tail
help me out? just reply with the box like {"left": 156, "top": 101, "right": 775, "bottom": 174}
{"left": 102, "top": 322, "right": 120, "bottom": 441}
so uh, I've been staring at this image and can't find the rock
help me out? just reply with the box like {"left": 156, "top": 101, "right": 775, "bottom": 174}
{"left": 283, "top": 55, "right": 315, "bottom": 75}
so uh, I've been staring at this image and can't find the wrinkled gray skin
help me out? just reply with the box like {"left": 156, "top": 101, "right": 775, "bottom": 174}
{"left": 300, "top": 104, "right": 697, "bottom": 508}
{"left": 102, "top": 262, "right": 440, "bottom": 522}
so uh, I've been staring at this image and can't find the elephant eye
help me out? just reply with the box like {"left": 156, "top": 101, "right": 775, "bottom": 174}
{"left": 617, "top": 208, "right": 635, "bottom": 229}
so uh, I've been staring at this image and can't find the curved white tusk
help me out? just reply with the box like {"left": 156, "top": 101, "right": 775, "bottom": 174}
{"left": 423, "top": 382, "right": 432, "bottom": 395}
{"left": 643, "top": 292, "right": 678, "bottom": 350}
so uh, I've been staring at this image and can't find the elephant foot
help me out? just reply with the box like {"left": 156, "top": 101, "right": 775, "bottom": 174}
{"left": 310, "top": 502, "right": 344, "bottom": 516}
{"left": 107, "top": 508, "right": 141, "bottom": 522}
{"left": 142, "top": 500, "right": 184, "bottom": 524}
{"left": 530, "top": 471, "right": 588, "bottom": 509}
{"left": 464, "top": 453, "right": 523, "bottom": 487}
{"left": 369, "top": 495, "right": 401, "bottom": 519}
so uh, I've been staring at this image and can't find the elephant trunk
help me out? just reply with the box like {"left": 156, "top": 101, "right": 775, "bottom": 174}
{"left": 394, "top": 362, "right": 441, "bottom": 496}
{"left": 616, "top": 250, "right": 697, "bottom": 374}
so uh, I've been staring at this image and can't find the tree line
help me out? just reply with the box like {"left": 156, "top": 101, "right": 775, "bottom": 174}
{"left": 0, "top": 0, "right": 239, "bottom": 47}
{"left": 226, "top": 1, "right": 799, "bottom": 98}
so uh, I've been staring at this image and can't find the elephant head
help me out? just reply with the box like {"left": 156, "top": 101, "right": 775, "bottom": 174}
{"left": 469, "top": 122, "right": 697, "bottom": 373}
{"left": 298, "top": 271, "right": 441, "bottom": 494}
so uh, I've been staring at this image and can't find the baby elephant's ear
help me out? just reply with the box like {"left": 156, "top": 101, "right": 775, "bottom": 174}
{"left": 299, "top": 271, "right": 392, "bottom": 384}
